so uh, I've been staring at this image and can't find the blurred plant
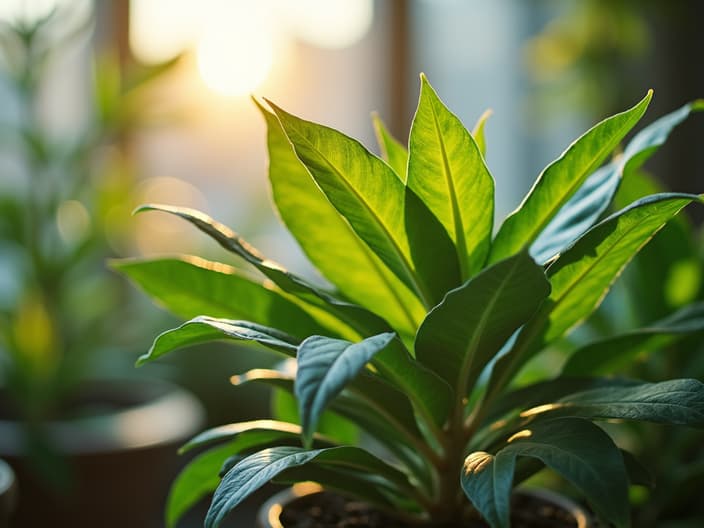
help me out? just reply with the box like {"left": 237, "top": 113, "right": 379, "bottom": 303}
{"left": 0, "top": 5, "right": 179, "bottom": 452}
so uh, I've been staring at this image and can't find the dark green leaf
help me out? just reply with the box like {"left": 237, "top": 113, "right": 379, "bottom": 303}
{"left": 416, "top": 252, "right": 549, "bottom": 395}
{"left": 563, "top": 303, "right": 704, "bottom": 376}
{"left": 258, "top": 101, "right": 423, "bottom": 338}
{"left": 408, "top": 74, "right": 494, "bottom": 279}
{"left": 489, "top": 91, "right": 652, "bottom": 264}
{"left": 137, "top": 317, "right": 298, "bottom": 366}
{"left": 462, "top": 418, "right": 629, "bottom": 528}
{"left": 295, "top": 333, "right": 395, "bottom": 446}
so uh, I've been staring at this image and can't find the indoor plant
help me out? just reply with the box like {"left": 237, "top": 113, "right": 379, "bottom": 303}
{"left": 117, "top": 75, "right": 704, "bottom": 527}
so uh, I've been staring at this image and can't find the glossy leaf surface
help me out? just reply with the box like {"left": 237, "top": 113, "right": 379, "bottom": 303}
{"left": 408, "top": 74, "right": 494, "bottom": 279}
{"left": 415, "top": 252, "right": 549, "bottom": 394}
{"left": 259, "top": 102, "right": 423, "bottom": 337}
{"left": 490, "top": 91, "right": 652, "bottom": 264}
{"left": 295, "top": 333, "right": 395, "bottom": 446}
{"left": 462, "top": 418, "right": 629, "bottom": 528}
{"left": 372, "top": 112, "right": 408, "bottom": 180}
{"left": 268, "top": 101, "right": 460, "bottom": 307}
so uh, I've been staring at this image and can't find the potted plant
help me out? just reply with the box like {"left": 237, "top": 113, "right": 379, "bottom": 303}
{"left": 116, "top": 75, "right": 704, "bottom": 527}
{"left": 0, "top": 8, "right": 203, "bottom": 526}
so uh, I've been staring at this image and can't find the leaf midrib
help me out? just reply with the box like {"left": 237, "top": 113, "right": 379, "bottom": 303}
{"left": 291, "top": 127, "right": 432, "bottom": 308}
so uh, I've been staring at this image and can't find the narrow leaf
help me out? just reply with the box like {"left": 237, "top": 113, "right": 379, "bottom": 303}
{"left": 371, "top": 112, "right": 408, "bottom": 180}
{"left": 267, "top": 100, "right": 460, "bottom": 307}
{"left": 485, "top": 193, "right": 701, "bottom": 400}
{"left": 563, "top": 302, "right": 704, "bottom": 375}
{"left": 295, "top": 333, "right": 395, "bottom": 446}
{"left": 137, "top": 317, "right": 298, "bottom": 366}
{"left": 408, "top": 74, "right": 495, "bottom": 279}
{"left": 531, "top": 99, "right": 703, "bottom": 263}
{"left": 416, "top": 252, "right": 549, "bottom": 395}
{"left": 181, "top": 420, "right": 309, "bottom": 453}
{"left": 471, "top": 108, "right": 492, "bottom": 158}
{"left": 258, "top": 102, "right": 423, "bottom": 338}
{"left": 490, "top": 91, "right": 652, "bottom": 264}
{"left": 112, "top": 256, "right": 327, "bottom": 338}
{"left": 462, "top": 418, "right": 629, "bottom": 528}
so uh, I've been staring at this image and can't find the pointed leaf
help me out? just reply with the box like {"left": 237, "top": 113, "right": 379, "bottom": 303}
{"left": 181, "top": 420, "right": 315, "bottom": 453}
{"left": 563, "top": 302, "right": 704, "bottom": 375}
{"left": 485, "top": 193, "right": 702, "bottom": 400}
{"left": 490, "top": 91, "right": 652, "bottom": 264}
{"left": 112, "top": 256, "right": 327, "bottom": 338}
{"left": 416, "top": 252, "right": 549, "bottom": 395}
{"left": 462, "top": 418, "right": 629, "bottom": 528}
{"left": 137, "top": 317, "right": 298, "bottom": 366}
{"left": 529, "top": 379, "right": 704, "bottom": 426}
{"left": 268, "top": 101, "right": 460, "bottom": 307}
{"left": 134, "top": 204, "right": 388, "bottom": 339}
{"left": 408, "top": 74, "right": 495, "bottom": 279}
{"left": 472, "top": 108, "right": 492, "bottom": 158}
{"left": 295, "top": 333, "right": 395, "bottom": 446}
{"left": 257, "top": 102, "right": 423, "bottom": 338}
{"left": 531, "top": 99, "right": 704, "bottom": 263}
{"left": 372, "top": 112, "right": 408, "bottom": 180}
{"left": 206, "top": 446, "right": 413, "bottom": 527}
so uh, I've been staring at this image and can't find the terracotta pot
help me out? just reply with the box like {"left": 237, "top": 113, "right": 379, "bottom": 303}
{"left": 0, "top": 459, "right": 17, "bottom": 528}
{"left": 0, "top": 378, "right": 204, "bottom": 528}
{"left": 257, "top": 482, "right": 592, "bottom": 528}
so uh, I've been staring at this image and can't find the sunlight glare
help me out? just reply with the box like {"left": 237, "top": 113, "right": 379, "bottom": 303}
{"left": 196, "top": 3, "right": 274, "bottom": 97}
{"left": 282, "top": 0, "right": 373, "bottom": 49}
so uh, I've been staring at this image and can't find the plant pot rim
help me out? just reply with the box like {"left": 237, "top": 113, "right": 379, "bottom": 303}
{"left": 0, "top": 458, "right": 17, "bottom": 518}
{"left": 0, "top": 378, "right": 204, "bottom": 455}
{"left": 257, "top": 483, "right": 592, "bottom": 528}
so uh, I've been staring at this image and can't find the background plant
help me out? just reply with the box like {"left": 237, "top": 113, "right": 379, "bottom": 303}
{"left": 117, "top": 77, "right": 704, "bottom": 527}
{"left": 0, "top": 6, "right": 178, "bottom": 476}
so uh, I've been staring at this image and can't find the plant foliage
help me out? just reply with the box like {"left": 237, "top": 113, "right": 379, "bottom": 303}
{"left": 116, "top": 78, "right": 704, "bottom": 527}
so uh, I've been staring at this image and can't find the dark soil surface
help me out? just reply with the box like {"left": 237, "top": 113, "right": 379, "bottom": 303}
{"left": 279, "top": 491, "right": 579, "bottom": 528}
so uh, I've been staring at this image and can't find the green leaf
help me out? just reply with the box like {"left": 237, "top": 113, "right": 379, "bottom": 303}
{"left": 415, "top": 252, "right": 549, "bottom": 395}
{"left": 295, "top": 333, "right": 395, "bottom": 446}
{"left": 267, "top": 100, "right": 460, "bottom": 307}
{"left": 133, "top": 204, "right": 387, "bottom": 339}
{"left": 137, "top": 317, "right": 298, "bottom": 366}
{"left": 166, "top": 442, "right": 235, "bottom": 528}
{"left": 462, "top": 418, "right": 629, "bottom": 528}
{"left": 471, "top": 108, "right": 492, "bottom": 158}
{"left": 485, "top": 193, "right": 701, "bottom": 401}
{"left": 408, "top": 74, "right": 494, "bottom": 279}
{"left": 527, "top": 379, "right": 704, "bottom": 427}
{"left": 489, "top": 90, "right": 653, "bottom": 264}
{"left": 563, "top": 303, "right": 704, "bottom": 376}
{"left": 531, "top": 99, "right": 703, "bottom": 264}
{"left": 206, "top": 446, "right": 414, "bottom": 527}
{"left": 112, "top": 256, "right": 327, "bottom": 338}
{"left": 371, "top": 112, "right": 408, "bottom": 180}
{"left": 180, "top": 420, "right": 312, "bottom": 453}
{"left": 257, "top": 101, "right": 423, "bottom": 338}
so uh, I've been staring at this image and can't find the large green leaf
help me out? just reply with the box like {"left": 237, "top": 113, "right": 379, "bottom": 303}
{"left": 372, "top": 112, "right": 408, "bottom": 180}
{"left": 462, "top": 418, "right": 629, "bottom": 528}
{"left": 206, "top": 446, "right": 414, "bottom": 527}
{"left": 489, "top": 91, "right": 652, "bottom": 264}
{"left": 137, "top": 317, "right": 298, "bottom": 365}
{"left": 525, "top": 379, "right": 704, "bottom": 426}
{"left": 485, "top": 193, "right": 701, "bottom": 402}
{"left": 408, "top": 74, "right": 494, "bottom": 279}
{"left": 295, "top": 332, "right": 395, "bottom": 446}
{"left": 415, "top": 252, "right": 549, "bottom": 395}
{"left": 531, "top": 99, "right": 704, "bottom": 264}
{"left": 268, "top": 101, "right": 460, "bottom": 307}
{"left": 257, "top": 102, "right": 423, "bottom": 338}
{"left": 563, "top": 303, "right": 704, "bottom": 375}
{"left": 112, "top": 256, "right": 327, "bottom": 338}
{"left": 134, "top": 204, "right": 387, "bottom": 339}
